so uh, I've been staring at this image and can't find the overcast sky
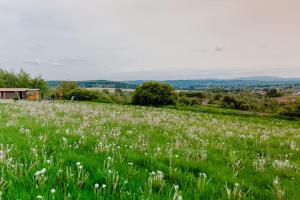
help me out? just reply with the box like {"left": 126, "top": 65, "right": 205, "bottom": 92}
{"left": 0, "top": 0, "right": 299, "bottom": 80}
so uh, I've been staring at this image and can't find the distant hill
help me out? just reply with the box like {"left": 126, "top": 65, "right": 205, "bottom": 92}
{"left": 46, "top": 80, "right": 136, "bottom": 89}
{"left": 47, "top": 76, "right": 300, "bottom": 90}
{"left": 125, "top": 77, "right": 300, "bottom": 89}
{"left": 234, "top": 76, "right": 300, "bottom": 82}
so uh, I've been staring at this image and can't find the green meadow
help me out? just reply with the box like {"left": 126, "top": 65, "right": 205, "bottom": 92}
{"left": 0, "top": 100, "right": 299, "bottom": 199}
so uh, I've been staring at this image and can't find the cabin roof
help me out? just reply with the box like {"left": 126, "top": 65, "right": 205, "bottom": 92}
{"left": 0, "top": 88, "right": 40, "bottom": 92}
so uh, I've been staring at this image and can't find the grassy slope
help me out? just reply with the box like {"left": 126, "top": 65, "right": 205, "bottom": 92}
{"left": 0, "top": 101, "right": 299, "bottom": 199}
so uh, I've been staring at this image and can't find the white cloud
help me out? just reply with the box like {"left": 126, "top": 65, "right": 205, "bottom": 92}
{"left": 61, "top": 56, "right": 86, "bottom": 63}
{"left": 51, "top": 62, "right": 61, "bottom": 67}
{"left": 23, "top": 59, "right": 41, "bottom": 65}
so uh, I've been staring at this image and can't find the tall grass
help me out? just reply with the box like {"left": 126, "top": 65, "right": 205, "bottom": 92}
{"left": 0, "top": 100, "right": 299, "bottom": 199}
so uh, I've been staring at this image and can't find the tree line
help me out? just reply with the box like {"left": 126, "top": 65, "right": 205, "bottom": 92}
{"left": 1, "top": 69, "right": 299, "bottom": 117}
{"left": 52, "top": 80, "right": 300, "bottom": 117}
{"left": 0, "top": 69, "right": 48, "bottom": 96}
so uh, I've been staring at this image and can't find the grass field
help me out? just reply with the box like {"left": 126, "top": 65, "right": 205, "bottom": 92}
{"left": 0, "top": 100, "right": 299, "bottom": 199}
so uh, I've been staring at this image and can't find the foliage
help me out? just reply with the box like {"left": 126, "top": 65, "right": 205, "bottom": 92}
{"left": 277, "top": 100, "right": 300, "bottom": 117}
{"left": 66, "top": 88, "right": 100, "bottom": 101}
{"left": 55, "top": 81, "right": 78, "bottom": 99}
{"left": 176, "top": 96, "right": 202, "bottom": 106}
{"left": 132, "top": 82, "right": 176, "bottom": 106}
{"left": 31, "top": 76, "right": 48, "bottom": 97}
{"left": 175, "top": 91, "right": 204, "bottom": 106}
{"left": 221, "top": 95, "right": 252, "bottom": 111}
{"left": 266, "top": 88, "right": 283, "bottom": 97}
{"left": 0, "top": 68, "right": 48, "bottom": 97}
{"left": 55, "top": 84, "right": 132, "bottom": 105}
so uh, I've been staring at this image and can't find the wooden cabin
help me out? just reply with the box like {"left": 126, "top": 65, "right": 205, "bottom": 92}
{"left": 0, "top": 88, "right": 40, "bottom": 101}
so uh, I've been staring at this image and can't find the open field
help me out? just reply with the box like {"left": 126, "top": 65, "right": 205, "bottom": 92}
{"left": 0, "top": 100, "right": 299, "bottom": 199}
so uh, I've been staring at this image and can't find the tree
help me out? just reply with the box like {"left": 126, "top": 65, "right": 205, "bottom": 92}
{"left": 278, "top": 99, "right": 300, "bottom": 117}
{"left": 132, "top": 82, "right": 176, "bottom": 106}
{"left": 66, "top": 88, "right": 100, "bottom": 101}
{"left": 0, "top": 68, "right": 48, "bottom": 97}
{"left": 32, "top": 76, "right": 48, "bottom": 97}
{"left": 221, "top": 95, "right": 243, "bottom": 109}
{"left": 266, "top": 88, "right": 282, "bottom": 97}
{"left": 16, "top": 70, "right": 31, "bottom": 88}
{"left": 56, "top": 81, "right": 78, "bottom": 99}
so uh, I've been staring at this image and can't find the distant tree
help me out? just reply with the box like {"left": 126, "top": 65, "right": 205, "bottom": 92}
{"left": 221, "top": 95, "right": 243, "bottom": 109}
{"left": 132, "top": 82, "right": 176, "bottom": 106}
{"left": 213, "top": 94, "right": 222, "bottom": 101}
{"left": 56, "top": 81, "right": 78, "bottom": 99}
{"left": 184, "top": 91, "right": 205, "bottom": 98}
{"left": 266, "top": 89, "right": 282, "bottom": 97}
{"left": 115, "top": 88, "right": 123, "bottom": 94}
{"left": 0, "top": 68, "right": 48, "bottom": 97}
{"left": 16, "top": 69, "right": 31, "bottom": 88}
{"left": 176, "top": 96, "right": 202, "bottom": 106}
{"left": 102, "top": 89, "right": 110, "bottom": 94}
{"left": 66, "top": 88, "right": 99, "bottom": 101}
{"left": 32, "top": 76, "right": 48, "bottom": 97}
{"left": 278, "top": 99, "right": 300, "bottom": 117}
{"left": 0, "top": 69, "right": 17, "bottom": 87}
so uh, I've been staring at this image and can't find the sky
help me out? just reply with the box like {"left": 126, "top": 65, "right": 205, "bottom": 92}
{"left": 0, "top": 0, "right": 299, "bottom": 81}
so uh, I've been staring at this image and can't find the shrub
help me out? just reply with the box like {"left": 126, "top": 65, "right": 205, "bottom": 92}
{"left": 115, "top": 88, "right": 123, "bottom": 94}
{"left": 56, "top": 81, "right": 78, "bottom": 99}
{"left": 221, "top": 95, "right": 240, "bottom": 109}
{"left": 266, "top": 89, "right": 283, "bottom": 98}
{"left": 213, "top": 94, "right": 222, "bottom": 101}
{"left": 66, "top": 88, "right": 100, "bottom": 101}
{"left": 177, "top": 96, "right": 202, "bottom": 106}
{"left": 239, "top": 103, "right": 251, "bottom": 111}
{"left": 97, "top": 93, "right": 113, "bottom": 103}
{"left": 132, "top": 82, "right": 176, "bottom": 106}
{"left": 185, "top": 91, "right": 205, "bottom": 98}
{"left": 278, "top": 103, "right": 300, "bottom": 117}
{"left": 110, "top": 94, "right": 124, "bottom": 104}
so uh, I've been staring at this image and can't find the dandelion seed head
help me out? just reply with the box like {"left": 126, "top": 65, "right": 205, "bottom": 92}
{"left": 174, "top": 185, "right": 179, "bottom": 190}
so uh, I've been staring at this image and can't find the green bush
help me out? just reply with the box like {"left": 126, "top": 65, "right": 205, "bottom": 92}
{"left": 56, "top": 81, "right": 78, "bottom": 99}
{"left": 97, "top": 93, "right": 113, "bottom": 103}
{"left": 185, "top": 91, "right": 205, "bottom": 98}
{"left": 132, "top": 82, "right": 176, "bottom": 106}
{"left": 266, "top": 88, "right": 283, "bottom": 97}
{"left": 221, "top": 95, "right": 240, "bottom": 109}
{"left": 278, "top": 103, "right": 300, "bottom": 117}
{"left": 177, "top": 96, "right": 202, "bottom": 106}
{"left": 239, "top": 103, "right": 251, "bottom": 111}
{"left": 66, "top": 88, "right": 100, "bottom": 101}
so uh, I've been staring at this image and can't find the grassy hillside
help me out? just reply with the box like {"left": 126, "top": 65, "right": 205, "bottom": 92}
{"left": 0, "top": 101, "right": 299, "bottom": 199}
